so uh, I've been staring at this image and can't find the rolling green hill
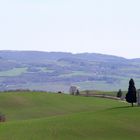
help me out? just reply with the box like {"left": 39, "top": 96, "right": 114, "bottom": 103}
{"left": 0, "top": 91, "right": 140, "bottom": 140}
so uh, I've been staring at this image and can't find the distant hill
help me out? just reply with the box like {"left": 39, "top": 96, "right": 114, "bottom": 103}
{"left": 0, "top": 50, "right": 140, "bottom": 92}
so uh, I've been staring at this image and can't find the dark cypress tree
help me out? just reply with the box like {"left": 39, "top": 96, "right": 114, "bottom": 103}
{"left": 125, "top": 79, "right": 137, "bottom": 107}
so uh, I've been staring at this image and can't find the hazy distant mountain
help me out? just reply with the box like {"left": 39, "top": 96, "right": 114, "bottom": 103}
{"left": 0, "top": 51, "right": 140, "bottom": 92}
{"left": 0, "top": 50, "right": 126, "bottom": 62}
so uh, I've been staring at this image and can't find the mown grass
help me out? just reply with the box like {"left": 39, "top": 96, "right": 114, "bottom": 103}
{"left": 0, "top": 91, "right": 122, "bottom": 121}
{"left": 0, "top": 91, "right": 140, "bottom": 140}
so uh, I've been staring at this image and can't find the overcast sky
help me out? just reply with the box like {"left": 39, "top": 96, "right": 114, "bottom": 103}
{"left": 0, "top": 0, "right": 140, "bottom": 58}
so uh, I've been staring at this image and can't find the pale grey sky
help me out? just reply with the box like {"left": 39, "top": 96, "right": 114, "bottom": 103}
{"left": 0, "top": 0, "right": 140, "bottom": 58}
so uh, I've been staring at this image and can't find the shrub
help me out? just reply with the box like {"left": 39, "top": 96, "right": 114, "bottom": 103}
{"left": 0, "top": 113, "right": 6, "bottom": 122}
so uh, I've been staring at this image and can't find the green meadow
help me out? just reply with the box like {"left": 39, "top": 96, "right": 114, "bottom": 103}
{"left": 0, "top": 68, "right": 27, "bottom": 77}
{"left": 0, "top": 91, "right": 140, "bottom": 140}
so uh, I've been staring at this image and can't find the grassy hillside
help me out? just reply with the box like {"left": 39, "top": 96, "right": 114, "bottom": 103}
{"left": 0, "top": 91, "right": 122, "bottom": 121}
{"left": 0, "top": 92, "right": 140, "bottom": 140}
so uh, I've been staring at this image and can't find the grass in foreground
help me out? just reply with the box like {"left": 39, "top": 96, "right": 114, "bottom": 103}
{"left": 0, "top": 91, "right": 139, "bottom": 140}
{"left": 0, "top": 91, "right": 123, "bottom": 121}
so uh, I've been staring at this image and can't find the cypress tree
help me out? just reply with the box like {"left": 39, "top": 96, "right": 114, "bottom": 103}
{"left": 125, "top": 79, "right": 137, "bottom": 107}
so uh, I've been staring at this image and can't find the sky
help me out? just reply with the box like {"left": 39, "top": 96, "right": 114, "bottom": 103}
{"left": 0, "top": 0, "right": 140, "bottom": 58}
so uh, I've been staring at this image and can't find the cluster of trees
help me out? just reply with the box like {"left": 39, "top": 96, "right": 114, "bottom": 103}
{"left": 69, "top": 86, "right": 80, "bottom": 96}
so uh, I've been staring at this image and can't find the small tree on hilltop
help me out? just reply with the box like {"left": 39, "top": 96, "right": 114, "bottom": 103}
{"left": 117, "top": 89, "right": 122, "bottom": 98}
{"left": 125, "top": 79, "right": 137, "bottom": 107}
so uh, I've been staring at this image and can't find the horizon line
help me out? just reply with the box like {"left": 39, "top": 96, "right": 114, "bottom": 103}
{"left": 0, "top": 49, "right": 138, "bottom": 60}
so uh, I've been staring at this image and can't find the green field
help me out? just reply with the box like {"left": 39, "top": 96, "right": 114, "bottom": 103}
{"left": 59, "top": 71, "right": 92, "bottom": 78}
{"left": 73, "top": 77, "right": 140, "bottom": 91}
{"left": 0, "top": 91, "right": 140, "bottom": 140}
{"left": 0, "top": 68, "right": 27, "bottom": 77}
